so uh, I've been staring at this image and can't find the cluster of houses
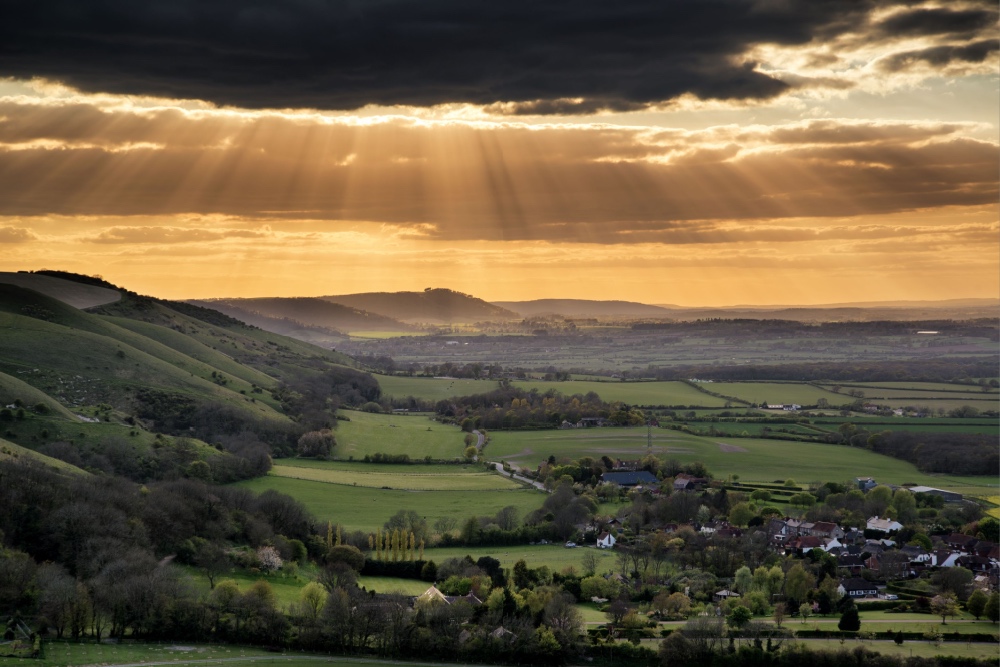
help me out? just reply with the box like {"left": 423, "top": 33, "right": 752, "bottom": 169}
{"left": 585, "top": 471, "right": 997, "bottom": 598}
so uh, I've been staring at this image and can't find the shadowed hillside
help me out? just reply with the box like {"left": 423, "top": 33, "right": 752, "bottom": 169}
{"left": 195, "top": 297, "right": 411, "bottom": 333}
{"left": 322, "top": 288, "right": 518, "bottom": 323}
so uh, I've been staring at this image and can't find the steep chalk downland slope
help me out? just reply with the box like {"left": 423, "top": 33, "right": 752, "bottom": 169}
{"left": 322, "top": 288, "right": 518, "bottom": 323}
{"left": 0, "top": 272, "right": 121, "bottom": 309}
{"left": 0, "top": 284, "right": 290, "bottom": 427}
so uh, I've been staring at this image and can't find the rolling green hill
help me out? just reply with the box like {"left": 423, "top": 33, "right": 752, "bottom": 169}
{"left": 0, "top": 435, "right": 88, "bottom": 475}
{"left": 322, "top": 288, "right": 517, "bottom": 323}
{"left": 0, "top": 271, "right": 121, "bottom": 309}
{"left": 0, "top": 273, "right": 380, "bottom": 481}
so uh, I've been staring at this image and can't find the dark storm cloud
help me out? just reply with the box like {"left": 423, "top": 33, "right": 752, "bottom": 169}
{"left": 875, "top": 7, "right": 998, "bottom": 38}
{"left": 878, "top": 40, "right": 1000, "bottom": 72}
{"left": 0, "top": 0, "right": 883, "bottom": 111}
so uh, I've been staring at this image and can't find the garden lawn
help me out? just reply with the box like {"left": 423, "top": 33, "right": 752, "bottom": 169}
{"left": 234, "top": 476, "right": 546, "bottom": 534}
{"left": 334, "top": 410, "right": 468, "bottom": 460}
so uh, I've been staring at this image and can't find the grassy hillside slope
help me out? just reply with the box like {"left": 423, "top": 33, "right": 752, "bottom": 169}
{"left": 0, "top": 369, "right": 79, "bottom": 420}
{"left": 0, "top": 436, "right": 88, "bottom": 474}
{"left": 0, "top": 285, "right": 289, "bottom": 427}
{"left": 0, "top": 271, "right": 121, "bottom": 309}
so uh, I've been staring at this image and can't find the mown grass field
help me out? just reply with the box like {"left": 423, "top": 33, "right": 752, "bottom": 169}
{"left": 510, "top": 379, "right": 730, "bottom": 406}
{"left": 235, "top": 475, "right": 546, "bottom": 533}
{"left": 334, "top": 410, "right": 468, "bottom": 460}
{"left": 270, "top": 463, "right": 523, "bottom": 491}
{"left": 489, "top": 428, "right": 999, "bottom": 492}
{"left": 375, "top": 376, "right": 498, "bottom": 401}
{"left": 695, "top": 382, "right": 841, "bottom": 405}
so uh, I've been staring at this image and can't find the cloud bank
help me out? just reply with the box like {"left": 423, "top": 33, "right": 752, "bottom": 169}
{"left": 0, "top": 1, "right": 995, "bottom": 112}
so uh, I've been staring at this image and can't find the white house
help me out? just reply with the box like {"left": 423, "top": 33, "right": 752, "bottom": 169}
{"left": 596, "top": 532, "right": 617, "bottom": 549}
{"left": 867, "top": 516, "right": 903, "bottom": 533}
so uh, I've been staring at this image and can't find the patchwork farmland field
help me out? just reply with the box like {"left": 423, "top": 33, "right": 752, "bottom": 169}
{"left": 488, "top": 427, "right": 999, "bottom": 493}
{"left": 271, "top": 461, "right": 523, "bottom": 491}
{"left": 334, "top": 409, "right": 468, "bottom": 460}
{"left": 236, "top": 475, "right": 546, "bottom": 533}
{"left": 697, "top": 382, "right": 842, "bottom": 405}
{"left": 375, "top": 375, "right": 498, "bottom": 401}
{"left": 510, "top": 379, "right": 730, "bottom": 406}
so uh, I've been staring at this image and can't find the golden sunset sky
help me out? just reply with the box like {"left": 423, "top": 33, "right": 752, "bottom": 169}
{"left": 0, "top": 1, "right": 997, "bottom": 304}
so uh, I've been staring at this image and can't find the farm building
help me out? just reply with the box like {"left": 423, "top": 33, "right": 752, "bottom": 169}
{"left": 601, "top": 471, "right": 658, "bottom": 487}
{"left": 907, "top": 486, "right": 963, "bottom": 503}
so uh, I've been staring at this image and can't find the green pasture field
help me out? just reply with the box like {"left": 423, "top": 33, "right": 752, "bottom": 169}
{"left": 420, "top": 543, "right": 618, "bottom": 575}
{"left": 847, "top": 423, "right": 998, "bottom": 436}
{"left": 357, "top": 576, "right": 431, "bottom": 595}
{"left": 181, "top": 565, "right": 314, "bottom": 609}
{"left": 838, "top": 381, "right": 999, "bottom": 394}
{"left": 31, "top": 642, "right": 429, "bottom": 667}
{"left": 375, "top": 376, "right": 498, "bottom": 401}
{"left": 273, "top": 459, "right": 487, "bottom": 474}
{"left": 785, "top": 639, "right": 999, "bottom": 661}
{"left": 334, "top": 410, "right": 469, "bottom": 460}
{"left": 835, "top": 388, "right": 995, "bottom": 402}
{"left": 509, "top": 379, "right": 730, "bottom": 407}
{"left": 693, "top": 422, "right": 822, "bottom": 438}
{"left": 235, "top": 476, "right": 546, "bottom": 534}
{"left": 270, "top": 463, "right": 523, "bottom": 491}
{"left": 489, "top": 428, "right": 999, "bottom": 492}
{"left": 25, "top": 641, "right": 283, "bottom": 667}
{"left": 697, "top": 382, "right": 843, "bottom": 405}
{"left": 865, "top": 397, "right": 1000, "bottom": 412}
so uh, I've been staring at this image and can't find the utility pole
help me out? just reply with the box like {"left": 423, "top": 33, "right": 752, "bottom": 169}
{"left": 646, "top": 417, "right": 653, "bottom": 456}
